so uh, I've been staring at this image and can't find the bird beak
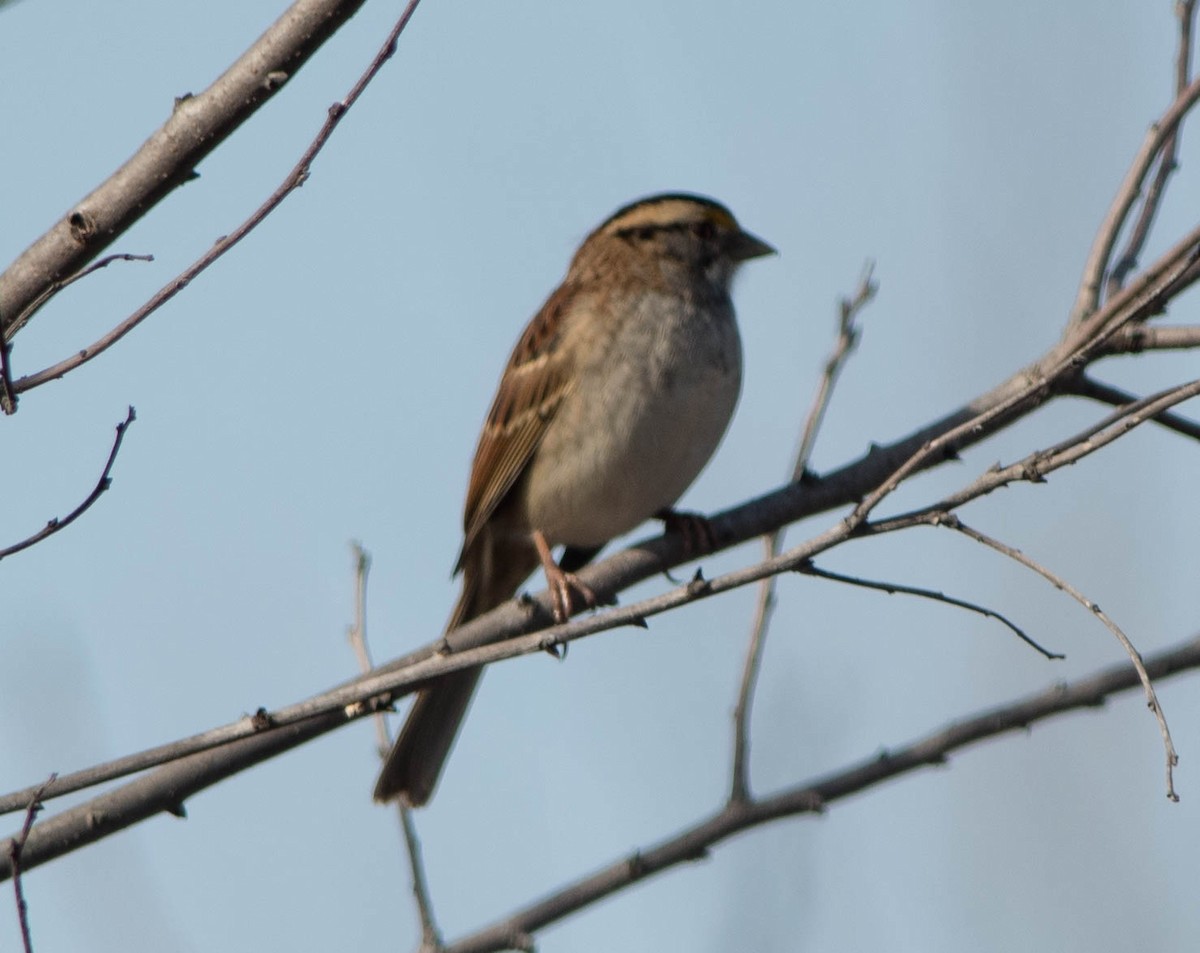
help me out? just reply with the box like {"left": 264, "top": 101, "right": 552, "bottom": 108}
{"left": 730, "top": 229, "right": 776, "bottom": 261}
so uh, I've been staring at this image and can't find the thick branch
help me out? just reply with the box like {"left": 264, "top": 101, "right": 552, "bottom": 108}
{"left": 0, "top": 0, "right": 369, "bottom": 339}
{"left": 10, "top": 1, "right": 423, "bottom": 393}
{"left": 3, "top": 252, "right": 1196, "bottom": 828}
{"left": 1106, "top": 323, "right": 1200, "bottom": 352}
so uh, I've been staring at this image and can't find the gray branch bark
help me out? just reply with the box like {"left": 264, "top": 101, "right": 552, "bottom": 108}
{"left": 0, "top": 0, "right": 369, "bottom": 339}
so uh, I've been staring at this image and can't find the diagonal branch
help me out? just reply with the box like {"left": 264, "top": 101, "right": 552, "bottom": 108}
{"left": 440, "top": 634, "right": 1200, "bottom": 953}
{"left": 0, "top": 0, "right": 372, "bottom": 339}
{"left": 11, "top": 0, "right": 425, "bottom": 395}
{"left": 3, "top": 366, "right": 1196, "bottom": 827}
{"left": 1062, "top": 373, "right": 1200, "bottom": 442}
{"left": 2, "top": 146, "right": 1198, "bottom": 869}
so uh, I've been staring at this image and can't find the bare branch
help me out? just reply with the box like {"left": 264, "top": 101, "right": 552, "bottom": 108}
{"left": 343, "top": 543, "right": 443, "bottom": 948}
{"left": 867, "top": 378, "right": 1200, "bottom": 526}
{"left": 0, "top": 407, "right": 136, "bottom": 561}
{"left": 1071, "top": 67, "right": 1200, "bottom": 323}
{"left": 346, "top": 542, "right": 389, "bottom": 758}
{"left": 440, "top": 635, "right": 1200, "bottom": 953}
{"left": 5, "top": 253, "right": 155, "bottom": 345}
{"left": 402, "top": 806, "right": 444, "bottom": 953}
{"left": 0, "top": 709, "right": 356, "bottom": 878}
{"left": 14, "top": 209, "right": 1184, "bottom": 810}
{"left": 7, "top": 774, "right": 55, "bottom": 953}
{"left": 2, "top": 253, "right": 154, "bottom": 413}
{"left": 11, "top": 0, "right": 425, "bottom": 394}
{"left": 1107, "top": 323, "right": 1200, "bottom": 353}
{"left": 1106, "top": 0, "right": 1197, "bottom": 298}
{"left": 799, "top": 562, "right": 1063, "bottom": 659}
{"left": 1, "top": 170, "right": 1196, "bottom": 868}
{"left": 4, "top": 368, "right": 1195, "bottom": 826}
{"left": 939, "top": 516, "right": 1178, "bottom": 800}
{"left": 848, "top": 232, "right": 1200, "bottom": 533}
{"left": 1063, "top": 374, "right": 1200, "bottom": 442}
{"left": 0, "top": 0, "right": 372, "bottom": 338}
{"left": 794, "top": 262, "right": 877, "bottom": 477}
{"left": 732, "top": 263, "right": 875, "bottom": 802}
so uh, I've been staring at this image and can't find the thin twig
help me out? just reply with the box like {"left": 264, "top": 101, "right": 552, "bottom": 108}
{"left": 0, "top": 407, "right": 136, "bottom": 560}
{"left": 2, "top": 255, "right": 153, "bottom": 413}
{"left": 1071, "top": 70, "right": 1200, "bottom": 323}
{"left": 344, "top": 542, "right": 443, "bottom": 948}
{"left": 938, "top": 515, "right": 1178, "bottom": 800}
{"left": 731, "top": 263, "right": 876, "bottom": 802}
{"left": 5, "top": 253, "right": 155, "bottom": 346}
{"left": 799, "top": 562, "right": 1063, "bottom": 659}
{"left": 1106, "top": 0, "right": 1197, "bottom": 298}
{"left": 795, "top": 263, "right": 877, "bottom": 476}
{"left": 346, "top": 542, "right": 389, "bottom": 757}
{"left": 849, "top": 236, "right": 1200, "bottom": 534}
{"left": 1063, "top": 373, "right": 1200, "bottom": 442}
{"left": 439, "top": 634, "right": 1200, "bottom": 953}
{"left": 11, "top": 0, "right": 424, "bottom": 394}
{"left": 8, "top": 774, "right": 56, "bottom": 953}
{"left": 868, "top": 378, "right": 1200, "bottom": 527}
{"left": 401, "top": 806, "right": 444, "bottom": 953}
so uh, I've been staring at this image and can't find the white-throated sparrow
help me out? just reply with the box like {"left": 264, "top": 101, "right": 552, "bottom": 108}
{"left": 374, "top": 193, "right": 773, "bottom": 805}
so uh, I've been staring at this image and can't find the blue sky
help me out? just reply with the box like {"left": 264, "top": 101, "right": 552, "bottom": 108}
{"left": 2, "top": 2, "right": 1198, "bottom": 951}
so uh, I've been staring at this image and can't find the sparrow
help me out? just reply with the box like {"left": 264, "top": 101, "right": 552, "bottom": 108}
{"left": 374, "top": 193, "right": 773, "bottom": 805}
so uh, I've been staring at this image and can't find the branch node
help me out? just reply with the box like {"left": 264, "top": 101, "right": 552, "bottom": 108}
{"left": 249, "top": 708, "right": 273, "bottom": 731}
{"left": 507, "top": 931, "right": 536, "bottom": 953}
{"left": 68, "top": 210, "right": 97, "bottom": 242}
{"left": 626, "top": 850, "right": 647, "bottom": 878}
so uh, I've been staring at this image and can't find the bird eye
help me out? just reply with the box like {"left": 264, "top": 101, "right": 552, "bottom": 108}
{"left": 637, "top": 226, "right": 655, "bottom": 241}
{"left": 693, "top": 220, "right": 716, "bottom": 240}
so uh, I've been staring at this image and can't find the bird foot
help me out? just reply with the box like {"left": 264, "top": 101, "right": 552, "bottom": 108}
{"left": 655, "top": 507, "right": 716, "bottom": 558}
{"left": 532, "top": 529, "right": 600, "bottom": 623}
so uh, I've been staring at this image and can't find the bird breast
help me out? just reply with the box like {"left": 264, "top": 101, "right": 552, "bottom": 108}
{"left": 520, "top": 290, "right": 742, "bottom": 548}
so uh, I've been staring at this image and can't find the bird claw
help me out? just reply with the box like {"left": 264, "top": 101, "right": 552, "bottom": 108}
{"left": 546, "top": 565, "right": 598, "bottom": 623}
{"left": 532, "top": 528, "right": 602, "bottom": 623}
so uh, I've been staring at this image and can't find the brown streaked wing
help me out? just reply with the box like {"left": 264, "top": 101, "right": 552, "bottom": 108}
{"left": 456, "top": 282, "right": 580, "bottom": 570}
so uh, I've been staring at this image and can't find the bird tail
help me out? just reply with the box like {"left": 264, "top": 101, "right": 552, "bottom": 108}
{"left": 373, "top": 536, "right": 539, "bottom": 805}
